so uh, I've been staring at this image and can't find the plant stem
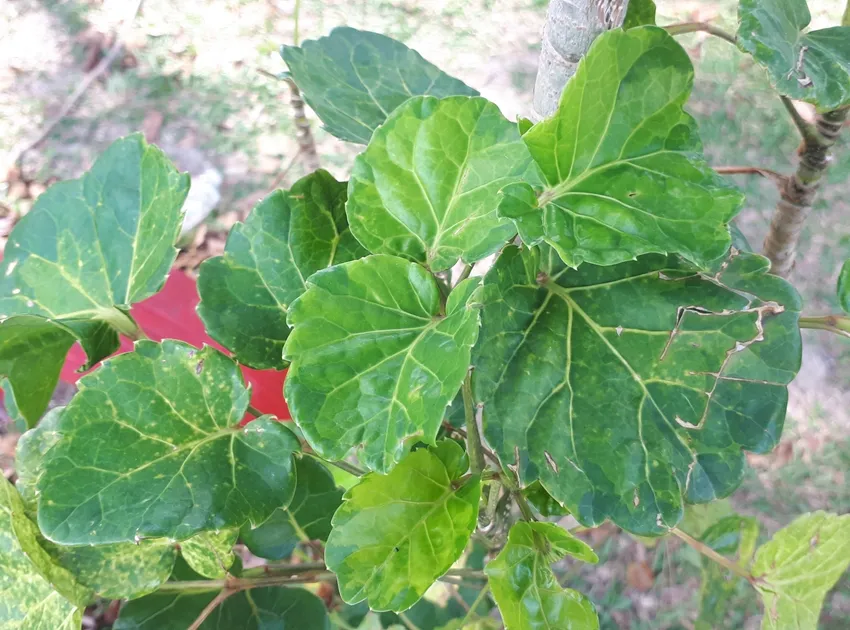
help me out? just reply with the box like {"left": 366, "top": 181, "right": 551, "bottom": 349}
{"left": 188, "top": 588, "right": 236, "bottom": 630}
{"left": 664, "top": 22, "right": 737, "bottom": 45}
{"left": 398, "top": 612, "right": 422, "bottom": 630}
{"left": 445, "top": 568, "right": 487, "bottom": 581}
{"left": 459, "top": 584, "right": 491, "bottom": 626}
{"left": 514, "top": 490, "right": 537, "bottom": 522}
{"left": 456, "top": 263, "right": 473, "bottom": 285}
{"left": 462, "top": 373, "right": 486, "bottom": 476}
{"left": 672, "top": 528, "right": 754, "bottom": 583}
{"left": 844, "top": 0, "right": 850, "bottom": 27}
{"left": 713, "top": 165, "right": 786, "bottom": 186}
{"left": 799, "top": 315, "right": 850, "bottom": 338}
{"left": 293, "top": 0, "right": 301, "bottom": 46}
{"left": 780, "top": 96, "right": 819, "bottom": 144}
{"left": 246, "top": 404, "right": 265, "bottom": 418}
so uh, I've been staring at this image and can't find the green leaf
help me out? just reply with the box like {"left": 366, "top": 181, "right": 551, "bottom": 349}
{"left": 180, "top": 528, "right": 238, "bottom": 579}
{"left": 738, "top": 0, "right": 850, "bottom": 111}
{"left": 695, "top": 515, "right": 759, "bottom": 630}
{"left": 114, "top": 585, "right": 331, "bottom": 629}
{"left": 242, "top": 456, "right": 343, "bottom": 560}
{"left": 15, "top": 406, "right": 64, "bottom": 512}
{"left": 838, "top": 259, "right": 850, "bottom": 313}
{"left": 282, "top": 27, "right": 478, "bottom": 144}
{"left": 623, "top": 0, "right": 656, "bottom": 28}
{"left": 325, "top": 441, "right": 481, "bottom": 612}
{"left": 485, "top": 521, "right": 598, "bottom": 630}
{"left": 523, "top": 481, "right": 570, "bottom": 517}
{"left": 0, "top": 478, "right": 82, "bottom": 629}
{"left": 197, "top": 170, "right": 367, "bottom": 370}
{"left": 0, "top": 134, "right": 189, "bottom": 425}
{"left": 346, "top": 96, "right": 538, "bottom": 272}
{"left": 472, "top": 245, "right": 802, "bottom": 535}
{"left": 752, "top": 511, "right": 850, "bottom": 629}
{"left": 37, "top": 340, "right": 300, "bottom": 545}
{"left": 502, "top": 27, "right": 742, "bottom": 268}
{"left": 437, "top": 620, "right": 501, "bottom": 630}
{"left": 283, "top": 256, "right": 481, "bottom": 472}
{"left": 0, "top": 378, "right": 27, "bottom": 432}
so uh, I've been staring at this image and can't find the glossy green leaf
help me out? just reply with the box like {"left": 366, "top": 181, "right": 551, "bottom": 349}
{"left": 0, "top": 134, "right": 189, "bottom": 425}
{"left": 623, "top": 0, "right": 656, "bottom": 28}
{"left": 37, "top": 340, "right": 300, "bottom": 545}
{"left": 501, "top": 27, "right": 742, "bottom": 268}
{"left": 242, "top": 456, "right": 343, "bottom": 560}
{"left": 0, "top": 478, "right": 82, "bottom": 629}
{"left": 282, "top": 27, "right": 477, "bottom": 144}
{"left": 837, "top": 259, "right": 850, "bottom": 313}
{"left": 283, "top": 255, "right": 481, "bottom": 472}
{"left": 180, "top": 528, "right": 237, "bottom": 579}
{"left": 472, "top": 245, "right": 801, "bottom": 535}
{"left": 738, "top": 0, "right": 850, "bottom": 111}
{"left": 197, "top": 170, "right": 367, "bottom": 370}
{"left": 114, "top": 585, "right": 331, "bottom": 630}
{"left": 485, "top": 521, "right": 598, "bottom": 630}
{"left": 347, "top": 96, "right": 537, "bottom": 272}
{"left": 695, "top": 515, "right": 759, "bottom": 630}
{"left": 752, "top": 511, "right": 850, "bottom": 629}
{"left": 523, "top": 481, "right": 570, "bottom": 517}
{"left": 325, "top": 441, "right": 481, "bottom": 612}
{"left": 15, "top": 406, "right": 64, "bottom": 512}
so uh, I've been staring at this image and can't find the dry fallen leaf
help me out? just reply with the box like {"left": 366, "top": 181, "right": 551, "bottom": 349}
{"left": 626, "top": 560, "right": 655, "bottom": 592}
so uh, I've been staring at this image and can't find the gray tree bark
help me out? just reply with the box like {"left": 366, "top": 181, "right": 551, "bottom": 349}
{"left": 532, "top": 0, "right": 629, "bottom": 120}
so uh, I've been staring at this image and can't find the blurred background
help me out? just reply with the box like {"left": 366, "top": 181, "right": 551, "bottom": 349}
{"left": 1, "top": 0, "right": 849, "bottom": 627}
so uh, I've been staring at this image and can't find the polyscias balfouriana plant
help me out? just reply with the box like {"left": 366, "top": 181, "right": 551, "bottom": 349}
{"left": 2, "top": 0, "right": 850, "bottom": 628}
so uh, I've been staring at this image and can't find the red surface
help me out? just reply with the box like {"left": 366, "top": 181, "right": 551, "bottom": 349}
{"left": 57, "top": 270, "right": 290, "bottom": 419}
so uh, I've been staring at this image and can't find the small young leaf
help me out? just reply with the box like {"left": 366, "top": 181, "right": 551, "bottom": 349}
{"left": 623, "top": 0, "right": 656, "bottom": 28}
{"left": 752, "top": 511, "right": 850, "bottom": 629}
{"left": 0, "top": 478, "right": 82, "bottom": 629}
{"left": 738, "top": 0, "right": 850, "bottom": 111}
{"left": 347, "top": 95, "right": 539, "bottom": 272}
{"left": 325, "top": 441, "right": 481, "bottom": 612}
{"left": 485, "top": 521, "right": 598, "bottom": 630}
{"left": 283, "top": 256, "right": 481, "bottom": 472}
{"left": 282, "top": 27, "right": 477, "bottom": 144}
{"left": 180, "top": 528, "right": 238, "bottom": 579}
{"left": 114, "top": 585, "right": 331, "bottom": 629}
{"left": 837, "top": 259, "right": 850, "bottom": 313}
{"left": 37, "top": 340, "right": 300, "bottom": 545}
{"left": 241, "top": 456, "right": 343, "bottom": 560}
{"left": 504, "top": 27, "right": 742, "bottom": 268}
{"left": 0, "top": 134, "right": 189, "bottom": 425}
{"left": 472, "top": 245, "right": 801, "bottom": 535}
{"left": 197, "top": 170, "right": 367, "bottom": 370}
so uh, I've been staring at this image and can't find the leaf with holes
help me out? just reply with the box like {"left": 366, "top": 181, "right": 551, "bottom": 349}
{"left": 242, "top": 456, "right": 343, "bottom": 560}
{"left": 485, "top": 521, "right": 598, "bottom": 630}
{"left": 0, "top": 134, "right": 189, "bottom": 426}
{"left": 325, "top": 441, "right": 480, "bottom": 612}
{"left": 282, "top": 27, "right": 477, "bottom": 144}
{"left": 499, "top": 27, "right": 742, "bottom": 268}
{"left": 347, "top": 95, "right": 539, "bottom": 272}
{"left": 36, "top": 340, "right": 300, "bottom": 545}
{"left": 283, "top": 255, "right": 481, "bottom": 472}
{"left": 752, "top": 511, "right": 850, "bottom": 629}
{"left": 470, "top": 245, "right": 801, "bottom": 535}
{"left": 738, "top": 0, "right": 850, "bottom": 111}
{"left": 197, "top": 170, "right": 367, "bottom": 370}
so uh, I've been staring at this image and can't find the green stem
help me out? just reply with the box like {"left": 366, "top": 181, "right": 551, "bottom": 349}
{"left": 445, "top": 568, "right": 487, "bottom": 581}
{"left": 398, "top": 612, "right": 422, "bottom": 630}
{"left": 462, "top": 373, "right": 486, "bottom": 476}
{"left": 456, "top": 263, "right": 473, "bottom": 286}
{"left": 102, "top": 307, "right": 148, "bottom": 341}
{"left": 672, "top": 528, "right": 754, "bottom": 584}
{"left": 514, "top": 490, "right": 536, "bottom": 521}
{"left": 247, "top": 404, "right": 265, "bottom": 418}
{"left": 459, "top": 584, "right": 491, "bottom": 626}
{"left": 780, "top": 96, "right": 819, "bottom": 145}
{"left": 330, "top": 613, "right": 358, "bottom": 630}
{"left": 664, "top": 22, "right": 737, "bottom": 45}
{"left": 844, "top": 0, "right": 850, "bottom": 27}
{"left": 799, "top": 315, "right": 850, "bottom": 338}
{"left": 293, "top": 0, "right": 301, "bottom": 46}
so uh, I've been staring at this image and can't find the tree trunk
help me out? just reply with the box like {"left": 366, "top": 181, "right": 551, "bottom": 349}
{"left": 532, "top": 0, "right": 629, "bottom": 120}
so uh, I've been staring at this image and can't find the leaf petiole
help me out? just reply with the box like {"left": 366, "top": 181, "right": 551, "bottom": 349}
{"left": 672, "top": 527, "right": 754, "bottom": 584}
{"left": 799, "top": 315, "right": 850, "bottom": 338}
{"left": 663, "top": 22, "right": 737, "bottom": 45}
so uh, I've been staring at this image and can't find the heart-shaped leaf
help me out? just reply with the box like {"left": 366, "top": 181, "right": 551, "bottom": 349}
{"left": 501, "top": 26, "right": 742, "bottom": 268}
{"left": 738, "top": 0, "right": 850, "bottom": 111}
{"left": 485, "top": 521, "right": 598, "bottom": 630}
{"left": 347, "top": 95, "right": 538, "bottom": 272}
{"left": 197, "top": 170, "right": 367, "bottom": 370}
{"left": 282, "top": 27, "right": 477, "bottom": 144}
{"left": 283, "top": 255, "right": 481, "bottom": 472}
{"left": 472, "top": 245, "right": 801, "bottom": 535}
{"left": 36, "top": 340, "right": 300, "bottom": 545}
{"left": 325, "top": 441, "right": 480, "bottom": 612}
{"left": 0, "top": 134, "right": 189, "bottom": 426}
{"left": 752, "top": 511, "right": 850, "bottom": 629}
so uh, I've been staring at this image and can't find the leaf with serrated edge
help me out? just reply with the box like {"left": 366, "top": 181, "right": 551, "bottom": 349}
{"left": 325, "top": 441, "right": 481, "bottom": 612}
{"left": 347, "top": 96, "right": 538, "bottom": 272}
{"left": 738, "top": 0, "right": 850, "bottom": 111}
{"left": 501, "top": 26, "right": 742, "bottom": 269}
{"left": 114, "top": 585, "right": 331, "bottom": 630}
{"left": 0, "top": 134, "right": 189, "bottom": 425}
{"left": 282, "top": 27, "right": 477, "bottom": 144}
{"left": 753, "top": 511, "right": 850, "bottom": 629}
{"left": 242, "top": 456, "right": 343, "bottom": 560}
{"left": 180, "top": 528, "right": 237, "bottom": 579}
{"left": 283, "top": 255, "right": 481, "bottom": 473}
{"left": 37, "top": 340, "right": 299, "bottom": 545}
{"left": 197, "top": 170, "right": 367, "bottom": 370}
{"left": 472, "top": 245, "right": 801, "bottom": 535}
{"left": 485, "top": 521, "right": 598, "bottom": 630}
{"left": 0, "top": 478, "right": 82, "bottom": 629}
